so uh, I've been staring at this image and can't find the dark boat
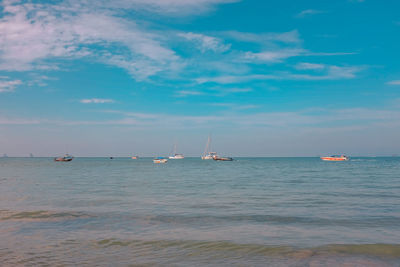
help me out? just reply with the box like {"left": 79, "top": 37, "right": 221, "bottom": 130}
{"left": 54, "top": 154, "right": 74, "bottom": 162}
{"left": 213, "top": 156, "right": 234, "bottom": 161}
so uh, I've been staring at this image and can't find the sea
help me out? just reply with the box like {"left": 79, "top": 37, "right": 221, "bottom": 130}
{"left": 0, "top": 157, "right": 399, "bottom": 266}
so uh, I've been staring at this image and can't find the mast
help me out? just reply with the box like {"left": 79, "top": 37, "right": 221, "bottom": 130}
{"left": 203, "top": 135, "right": 211, "bottom": 157}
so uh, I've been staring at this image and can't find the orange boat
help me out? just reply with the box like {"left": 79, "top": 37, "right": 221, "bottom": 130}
{"left": 320, "top": 155, "right": 349, "bottom": 161}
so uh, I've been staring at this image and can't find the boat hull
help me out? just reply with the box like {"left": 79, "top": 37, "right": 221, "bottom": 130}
{"left": 169, "top": 154, "right": 184, "bottom": 159}
{"left": 321, "top": 157, "right": 348, "bottom": 161}
{"left": 54, "top": 157, "right": 73, "bottom": 162}
{"left": 153, "top": 159, "right": 168, "bottom": 163}
{"left": 213, "top": 157, "right": 233, "bottom": 161}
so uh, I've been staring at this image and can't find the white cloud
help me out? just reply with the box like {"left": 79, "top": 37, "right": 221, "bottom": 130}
{"left": 178, "top": 32, "right": 231, "bottom": 53}
{"left": 88, "top": 0, "right": 240, "bottom": 15}
{"left": 0, "top": 1, "right": 181, "bottom": 79}
{"left": 196, "top": 65, "right": 362, "bottom": 84}
{"left": 295, "top": 9, "right": 324, "bottom": 18}
{"left": 243, "top": 48, "right": 304, "bottom": 63}
{"left": 295, "top": 62, "right": 325, "bottom": 70}
{"left": 196, "top": 74, "right": 279, "bottom": 84}
{"left": 80, "top": 98, "right": 115, "bottom": 104}
{"left": 387, "top": 80, "right": 400, "bottom": 85}
{"left": 291, "top": 65, "right": 362, "bottom": 80}
{"left": 224, "top": 30, "right": 301, "bottom": 44}
{"left": 0, "top": 79, "right": 22, "bottom": 93}
{"left": 175, "top": 90, "right": 204, "bottom": 97}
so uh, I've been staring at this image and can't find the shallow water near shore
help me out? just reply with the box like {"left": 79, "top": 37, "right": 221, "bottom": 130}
{"left": 1, "top": 157, "right": 399, "bottom": 266}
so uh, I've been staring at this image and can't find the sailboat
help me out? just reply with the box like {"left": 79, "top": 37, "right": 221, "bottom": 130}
{"left": 169, "top": 143, "right": 184, "bottom": 159}
{"left": 201, "top": 135, "right": 218, "bottom": 160}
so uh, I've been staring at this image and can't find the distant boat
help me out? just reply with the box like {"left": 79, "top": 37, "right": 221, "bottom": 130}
{"left": 320, "top": 155, "right": 349, "bottom": 161}
{"left": 131, "top": 156, "right": 139, "bottom": 159}
{"left": 54, "top": 154, "right": 74, "bottom": 162}
{"left": 169, "top": 143, "right": 184, "bottom": 159}
{"left": 29, "top": 153, "right": 34, "bottom": 158}
{"left": 213, "top": 156, "right": 234, "bottom": 161}
{"left": 153, "top": 157, "right": 168, "bottom": 163}
{"left": 3, "top": 153, "right": 8, "bottom": 158}
{"left": 201, "top": 135, "right": 218, "bottom": 160}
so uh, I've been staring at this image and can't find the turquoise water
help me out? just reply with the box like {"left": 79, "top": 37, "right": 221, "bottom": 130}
{"left": 1, "top": 157, "right": 399, "bottom": 266}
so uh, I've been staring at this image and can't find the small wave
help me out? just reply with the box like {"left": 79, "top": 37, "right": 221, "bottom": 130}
{"left": 92, "top": 238, "right": 400, "bottom": 258}
{"left": 133, "top": 214, "right": 400, "bottom": 228}
{"left": 2, "top": 238, "right": 399, "bottom": 266}
{"left": 0, "top": 210, "right": 92, "bottom": 222}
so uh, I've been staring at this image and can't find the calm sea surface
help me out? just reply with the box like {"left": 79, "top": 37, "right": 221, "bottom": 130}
{"left": 1, "top": 157, "right": 399, "bottom": 266}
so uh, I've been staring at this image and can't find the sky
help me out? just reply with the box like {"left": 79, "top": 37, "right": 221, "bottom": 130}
{"left": 0, "top": 0, "right": 400, "bottom": 157}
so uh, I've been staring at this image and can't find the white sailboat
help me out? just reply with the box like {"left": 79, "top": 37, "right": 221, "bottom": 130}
{"left": 201, "top": 135, "right": 218, "bottom": 160}
{"left": 169, "top": 143, "right": 184, "bottom": 159}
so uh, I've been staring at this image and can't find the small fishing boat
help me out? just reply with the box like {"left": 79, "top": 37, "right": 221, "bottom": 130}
{"left": 213, "top": 156, "right": 234, "bottom": 161}
{"left": 153, "top": 157, "right": 168, "bottom": 163}
{"left": 54, "top": 154, "right": 74, "bottom": 162}
{"left": 320, "top": 155, "right": 349, "bottom": 161}
{"left": 131, "top": 156, "right": 139, "bottom": 159}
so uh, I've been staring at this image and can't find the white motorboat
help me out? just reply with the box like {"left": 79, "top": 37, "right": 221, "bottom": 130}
{"left": 153, "top": 157, "right": 168, "bottom": 163}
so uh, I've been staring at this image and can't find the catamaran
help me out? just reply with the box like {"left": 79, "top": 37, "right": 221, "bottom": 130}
{"left": 201, "top": 135, "right": 218, "bottom": 160}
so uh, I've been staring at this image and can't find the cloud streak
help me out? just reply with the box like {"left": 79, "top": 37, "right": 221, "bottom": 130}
{"left": 80, "top": 98, "right": 115, "bottom": 104}
{"left": 295, "top": 9, "right": 325, "bottom": 18}
{"left": 387, "top": 80, "right": 400, "bottom": 85}
{"left": 0, "top": 78, "right": 22, "bottom": 93}
{"left": 178, "top": 32, "right": 231, "bottom": 53}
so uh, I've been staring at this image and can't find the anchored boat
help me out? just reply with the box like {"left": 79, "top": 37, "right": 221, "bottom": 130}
{"left": 320, "top": 155, "right": 349, "bottom": 161}
{"left": 153, "top": 157, "right": 168, "bottom": 163}
{"left": 213, "top": 156, "right": 234, "bottom": 161}
{"left": 201, "top": 135, "right": 218, "bottom": 160}
{"left": 54, "top": 154, "right": 74, "bottom": 162}
{"left": 169, "top": 143, "right": 184, "bottom": 159}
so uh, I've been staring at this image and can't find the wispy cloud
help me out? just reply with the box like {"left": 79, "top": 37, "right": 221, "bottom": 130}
{"left": 295, "top": 9, "right": 325, "bottom": 18}
{"left": 175, "top": 90, "right": 204, "bottom": 97}
{"left": 387, "top": 80, "right": 400, "bottom": 85}
{"left": 295, "top": 62, "right": 325, "bottom": 70}
{"left": 80, "top": 98, "right": 115, "bottom": 104}
{"left": 196, "top": 74, "right": 279, "bottom": 84}
{"left": 93, "top": 0, "right": 240, "bottom": 15}
{"left": 223, "top": 30, "right": 301, "bottom": 44}
{"left": 291, "top": 65, "right": 363, "bottom": 80}
{"left": 178, "top": 32, "right": 231, "bottom": 53}
{"left": 243, "top": 48, "right": 305, "bottom": 63}
{"left": 0, "top": 1, "right": 181, "bottom": 79}
{"left": 196, "top": 65, "right": 362, "bottom": 84}
{"left": 0, "top": 79, "right": 22, "bottom": 93}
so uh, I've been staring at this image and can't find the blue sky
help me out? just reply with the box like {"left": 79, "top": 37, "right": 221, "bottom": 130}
{"left": 1, "top": 0, "right": 400, "bottom": 156}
